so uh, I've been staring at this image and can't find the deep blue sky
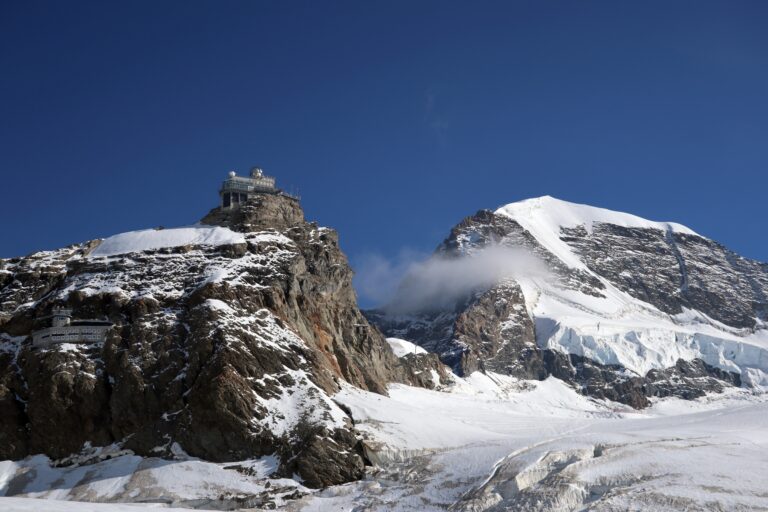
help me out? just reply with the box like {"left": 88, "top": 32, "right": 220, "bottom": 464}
{"left": 2, "top": 1, "right": 767, "bottom": 302}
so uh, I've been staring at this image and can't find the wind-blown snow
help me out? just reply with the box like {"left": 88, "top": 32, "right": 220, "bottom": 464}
{"left": 89, "top": 225, "right": 245, "bottom": 258}
{"left": 495, "top": 196, "right": 699, "bottom": 270}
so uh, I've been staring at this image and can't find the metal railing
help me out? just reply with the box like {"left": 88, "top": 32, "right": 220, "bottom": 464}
{"left": 279, "top": 191, "right": 301, "bottom": 201}
{"left": 221, "top": 177, "right": 276, "bottom": 192}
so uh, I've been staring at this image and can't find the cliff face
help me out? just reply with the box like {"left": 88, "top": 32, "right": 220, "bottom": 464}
{"left": 560, "top": 223, "right": 768, "bottom": 329}
{"left": 368, "top": 197, "right": 767, "bottom": 408}
{"left": 0, "top": 193, "right": 419, "bottom": 487}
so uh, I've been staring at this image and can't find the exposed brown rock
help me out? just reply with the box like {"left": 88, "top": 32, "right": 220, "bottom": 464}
{"left": 0, "top": 193, "right": 423, "bottom": 487}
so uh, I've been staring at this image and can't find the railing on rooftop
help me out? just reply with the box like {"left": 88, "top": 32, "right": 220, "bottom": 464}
{"left": 219, "top": 174, "right": 299, "bottom": 202}
{"left": 32, "top": 325, "right": 112, "bottom": 347}
{"left": 279, "top": 191, "right": 301, "bottom": 201}
{"left": 221, "top": 177, "right": 276, "bottom": 193}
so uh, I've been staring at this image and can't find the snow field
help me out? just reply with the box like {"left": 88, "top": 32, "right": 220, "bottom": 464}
{"left": 302, "top": 376, "right": 768, "bottom": 511}
{"left": 89, "top": 225, "right": 245, "bottom": 257}
{"left": 386, "top": 337, "right": 427, "bottom": 358}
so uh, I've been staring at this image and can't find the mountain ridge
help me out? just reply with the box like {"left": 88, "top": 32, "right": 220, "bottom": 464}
{"left": 496, "top": 195, "right": 700, "bottom": 237}
{"left": 0, "top": 192, "right": 445, "bottom": 489}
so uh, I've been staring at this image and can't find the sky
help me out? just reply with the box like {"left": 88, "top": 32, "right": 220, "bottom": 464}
{"left": 1, "top": 1, "right": 767, "bottom": 306}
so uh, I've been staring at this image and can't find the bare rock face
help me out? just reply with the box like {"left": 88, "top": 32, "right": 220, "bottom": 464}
{"left": 452, "top": 282, "right": 541, "bottom": 378}
{"left": 200, "top": 193, "right": 305, "bottom": 233}
{"left": 561, "top": 224, "right": 768, "bottom": 329}
{"left": 438, "top": 209, "right": 605, "bottom": 297}
{"left": 396, "top": 351, "right": 454, "bottom": 390}
{"left": 0, "top": 193, "right": 418, "bottom": 487}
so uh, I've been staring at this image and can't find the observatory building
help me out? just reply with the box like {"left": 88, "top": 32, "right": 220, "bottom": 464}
{"left": 31, "top": 307, "right": 113, "bottom": 348}
{"left": 219, "top": 167, "right": 298, "bottom": 209}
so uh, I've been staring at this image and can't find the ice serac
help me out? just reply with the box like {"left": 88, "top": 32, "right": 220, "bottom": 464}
{"left": 367, "top": 196, "right": 768, "bottom": 407}
{"left": 0, "top": 192, "right": 426, "bottom": 487}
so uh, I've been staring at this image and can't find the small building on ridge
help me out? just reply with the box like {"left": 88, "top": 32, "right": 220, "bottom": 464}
{"left": 219, "top": 167, "right": 298, "bottom": 209}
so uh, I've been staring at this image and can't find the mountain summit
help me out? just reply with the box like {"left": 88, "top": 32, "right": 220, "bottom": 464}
{"left": 0, "top": 169, "right": 442, "bottom": 490}
{"left": 368, "top": 196, "right": 768, "bottom": 407}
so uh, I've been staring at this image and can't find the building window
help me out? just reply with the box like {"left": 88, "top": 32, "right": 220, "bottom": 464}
{"left": 223, "top": 193, "right": 231, "bottom": 208}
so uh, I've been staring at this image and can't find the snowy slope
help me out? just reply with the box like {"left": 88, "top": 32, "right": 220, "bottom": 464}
{"left": 0, "top": 498, "right": 192, "bottom": 511}
{"left": 496, "top": 197, "right": 768, "bottom": 384}
{"left": 495, "top": 196, "right": 698, "bottom": 270}
{"left": 0, "top": 449, "right": 302, "bottom": 509}
{"left": 5, "top": 377, "right": 767, "bottom": 511}
{"left": 296, "top": 379, "right": 768, "bottom": 511}
{"left": 517, "top": 274, "right": 768, "bottom": 384}
{"left": 387, "top": 337, "right": 427, "bottom": 358}
{"left": 89, "top": 225, "right": 245, "bottom": 257}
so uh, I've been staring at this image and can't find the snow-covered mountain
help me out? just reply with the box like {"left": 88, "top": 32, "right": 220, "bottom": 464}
{"left": 3, "top": 193, "right": 768, "bottom": 512}
{"left": 368, "top": 196, "right": 768, "bottom": 407}
{"left": 0, "top": 192, "right": 445, "bottom": 494}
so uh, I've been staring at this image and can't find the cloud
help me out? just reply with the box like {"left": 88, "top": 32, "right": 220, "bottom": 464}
{"left": 353, "top": 248, "right": 430, "bottom": 308}
{"left": 354, "top": 245, "right": 548, "bottom": 314}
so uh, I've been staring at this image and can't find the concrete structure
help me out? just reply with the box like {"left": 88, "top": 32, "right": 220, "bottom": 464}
{"left": 353, "top": 324, "right": 370, "bottom": 337}
{"left": 32, "top": 307, "right": 113, "bottom": 348}
{"left": 219, "top": 167, "right": 299, "bottom": 208}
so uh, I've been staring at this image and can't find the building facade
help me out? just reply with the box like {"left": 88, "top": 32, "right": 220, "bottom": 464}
{"left": 219, "top": 167, "right": 298, "bottom": 208}
{"left": 32, "top": 307, "right": 113, "bottom": 348}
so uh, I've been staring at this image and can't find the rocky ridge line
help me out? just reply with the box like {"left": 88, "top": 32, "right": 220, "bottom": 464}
{"left": 0, "top": 193, "right": 439, "bottom": 487}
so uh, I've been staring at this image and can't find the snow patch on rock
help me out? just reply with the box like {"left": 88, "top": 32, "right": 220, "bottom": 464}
{"left": 89, "top": 225, "right": 245, "bottom": 258}
{"left": 386, "top": 338, "right": 427, "bottom": 358}
{"left": 495, "top": 196, "right": 699, "bottom": 270}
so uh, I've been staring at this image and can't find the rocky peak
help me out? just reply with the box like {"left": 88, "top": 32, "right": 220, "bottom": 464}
{"left": 0, "top": 190, "right": 429, "bottom": 488}
{"left": 201, "top": 193, "right": 305, "bottom": 233}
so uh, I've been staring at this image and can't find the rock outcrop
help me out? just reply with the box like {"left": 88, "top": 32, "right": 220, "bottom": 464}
{"left": 0, "top": 193, "right": 423, "bottom": 487}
